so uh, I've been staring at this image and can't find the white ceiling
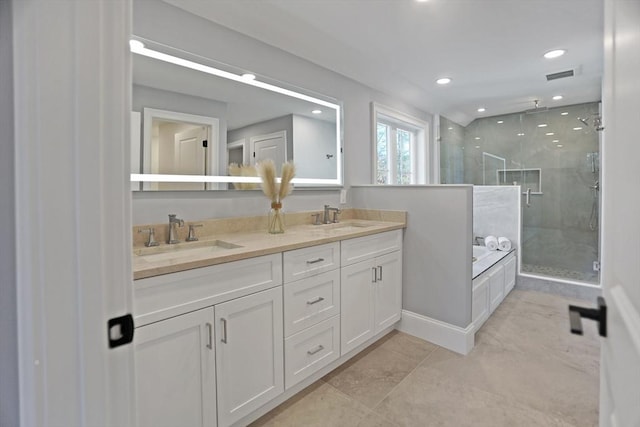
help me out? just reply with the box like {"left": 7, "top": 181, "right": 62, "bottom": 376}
{"left": 163, "top": 0, "right": 604, "bottom": 125}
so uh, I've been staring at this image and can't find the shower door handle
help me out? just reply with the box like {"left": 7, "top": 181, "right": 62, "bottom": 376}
{"left": 525, "top": 188, "right": 532, "bottom": 207}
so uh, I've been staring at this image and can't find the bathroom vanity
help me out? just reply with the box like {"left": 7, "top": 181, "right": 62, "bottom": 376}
{"left": 132, "top": 210, "right": 405, "bottom": 427}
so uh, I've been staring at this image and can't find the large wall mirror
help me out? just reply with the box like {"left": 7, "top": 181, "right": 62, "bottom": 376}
{"left": 130, "top": 37, "right": 343, "bottom": 190}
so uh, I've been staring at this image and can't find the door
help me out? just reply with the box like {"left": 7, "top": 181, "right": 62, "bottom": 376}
{"left": 215, "top": 287, "right": 284, "bottom": 427}
{"left": 341, "top": 259, "right": 376, "bottom": 355}
{"left": 599, "top": 0, "right": 640, "bottom": 425}
{"left": 250, "top": 130, "right": 287, "bottom": 172}
{"left": 174, "top": 126, "right": 207, "bottom": 175}
{"left": 488, "top": 264, "right": 505, "bottom": 314}
{"left": 134, "top": 308, "right": 216, "bottom": 427}
{"left": 374, "top": 251, "right": 403, "bottom": 331}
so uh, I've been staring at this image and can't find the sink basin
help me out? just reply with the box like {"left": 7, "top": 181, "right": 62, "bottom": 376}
{"left": 315, "top": 221, "right": 376, "bottom": 232}
{"left": 134, "top": 240, "right": 243, "bottom": 262}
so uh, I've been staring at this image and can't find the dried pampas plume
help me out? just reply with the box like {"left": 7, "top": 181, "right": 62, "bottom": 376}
{"left": 256, "top": 159, "right": 295, "bottom": 202}
{"left": 278, "top": 162, "right": 296, "bottom": 201}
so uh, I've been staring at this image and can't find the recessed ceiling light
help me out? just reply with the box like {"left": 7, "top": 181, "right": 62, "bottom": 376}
{"left": 573, "top": 127, "right": 583, "bottom": 131}
{"left": 448, "top": 127, "right": 453, "bottom": 130}
{"left": 552, "top": 139, "right": 559, "bottom": 143}
{"left": 477, "top": 107, "right": 486, "bottom": 113}
{"left": 436, "top": 77, "right": 451, "bottom": 85}
{"left": 475, "top": 137, "right": 481, "bottom": 140}
{"left": 544, "top": 49, "right": 566, "bottom": 59}
{"left": 312, "top": 109, "right": 322, "bottom": 114}
{"left": 546, "top": 132, "right": 555, "bottom": 136}
{"left": 129, "top": 40, "right": 145, "bottom": 50}
{"left": 552, "top": 95, "right": 563, "bottom": 100}
{"left": 561, "top": 112, "right": 569, "bottom": 116}
{"left": 538, "top": 124, "right": 548, "bottom": 128}
{"left": 475, "top": 145, "right": 481, "bottom": 149}
{"left": 416, "top": 0, "right": 429, "bottom": 2}
{"left": 241, "top": 73, "right": 256, "bottom": 81}
{"left": 497, "top": 120, "right": 504, "bottom": 124}
{"left": 556, "top": 144, "right": 564, "bottom": 148}
{"left": 517, "top": 133, "right": 525, "bottom": 136}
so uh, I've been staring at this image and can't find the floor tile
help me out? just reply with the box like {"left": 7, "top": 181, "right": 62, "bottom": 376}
{"left": 323, "top": 344, "right": 420, "bottom": 408}
{"left": 375, "top": 330, "right": 438, "bottom": 364}
{"left": 375, "top": 364, "right": 577, "bottom": 427}
{"left": 249, "top": 382, "right": 370, "bottom": 427}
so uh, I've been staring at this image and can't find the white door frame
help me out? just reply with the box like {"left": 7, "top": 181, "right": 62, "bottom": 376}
{"left": 249, "top": 130, "right": 288, "bottom": 168}
{"left": 12, "top": 1, "right": 134, "bottom": 425}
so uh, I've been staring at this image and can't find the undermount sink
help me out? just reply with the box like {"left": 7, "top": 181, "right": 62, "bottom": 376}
{"left": 315, "top": 221, "right": 376, "bottom": 232}
{"left": 134, "top": 239, "right": 243, "bottom": 262}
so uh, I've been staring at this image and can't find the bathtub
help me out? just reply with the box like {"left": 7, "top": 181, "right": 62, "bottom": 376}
{"left": 473, "top": 245, "right": 513, "bottom": 279}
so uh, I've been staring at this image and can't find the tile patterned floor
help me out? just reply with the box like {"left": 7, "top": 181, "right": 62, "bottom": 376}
{"left": 250, "top": 290, "right": 600, "bottom": 427}
{"left": 521, "top": 263, "right": 599, "bottom": 284}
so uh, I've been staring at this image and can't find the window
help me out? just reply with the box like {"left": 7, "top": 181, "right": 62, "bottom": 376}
{"left": 372, "top": 103, "right": 429, "bottom": 185}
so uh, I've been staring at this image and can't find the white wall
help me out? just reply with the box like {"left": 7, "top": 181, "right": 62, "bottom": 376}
{"left": 0, "top": 0, "right": 19, "bottom": 424}
{"left": 293, "top": 115, "right": 337, "bottom": 179}
{"left": 350, "top": 185, "right": 473, "bottom": 328}
{"left": 131, "top": 0, "right": 434, "bottom": 224}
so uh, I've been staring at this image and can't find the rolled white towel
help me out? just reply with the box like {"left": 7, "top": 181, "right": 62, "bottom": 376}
{"left": 498, "top": 237, "right": 512, "bottom": 251}
{"left": 484, "top": 235, "right": 499, "bottom": 251}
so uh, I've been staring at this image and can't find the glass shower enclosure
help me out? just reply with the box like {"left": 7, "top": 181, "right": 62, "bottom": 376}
{"left": 440, "top": 102, "right": 601, "bottom": 285}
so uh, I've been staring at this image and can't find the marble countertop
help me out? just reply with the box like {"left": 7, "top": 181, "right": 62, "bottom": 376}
{"left": 133, "top": 217, "right": 406, "bottom": 280}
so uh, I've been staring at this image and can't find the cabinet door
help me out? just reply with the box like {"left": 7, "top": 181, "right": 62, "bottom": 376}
{"left": 504, "top": 254, "right": 517, "bottom": 295}
{"left": 489, "top": 264, "right": 505, "bottom": 314}
{"left": 374, "top": 251, "right": 402, "bottom": 332}
{"left": 215, "top": 287, "right": 284, "bottom": 427}
{"left": 472, "top": 275, "right": 490, "bottom": 330}
{"left": 134, "top": 308, "right": 216, "bottom": 427}
{"left": 341, "top": 259, "right": 376, "bottom": 355}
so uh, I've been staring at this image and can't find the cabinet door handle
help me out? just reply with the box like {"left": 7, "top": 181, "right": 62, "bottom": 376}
{"left": 205, "top": 322, "right": 213, "bottom": 349}
{"left": 307, "top": 344, "right": 324, "bottom": 355}
{"left": 377, "top": 265, "right": 383, "bottom": 281}
{"left": 306, "top": 296, "right": 325, "bottom": 305}
{"left": 372, "top": 267, "right": 377, "bottom": 283}
{"left": 306, "top": 257, "right": 325, "bottom": 264}
{"left": 220, "top": 318, "right": 228, "bottom": 343}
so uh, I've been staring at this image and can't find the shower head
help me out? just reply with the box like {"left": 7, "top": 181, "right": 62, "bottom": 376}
{"left": 524, "top": 100, "right": 548, "bottom": 114}
{"left": 578, "top": 117, "right": 589, "bottom": 126}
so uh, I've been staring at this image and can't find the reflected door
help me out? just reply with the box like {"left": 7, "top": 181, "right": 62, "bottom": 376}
{"left": 171, "top": 126, "right": 207, "bottom": 190}
{"left": 250, "top": 131, "right": 287, "bottom": 173}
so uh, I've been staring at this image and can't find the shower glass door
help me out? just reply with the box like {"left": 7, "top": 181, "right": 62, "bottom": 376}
{"left": 517, "top": 103, "right": 601, "bottom": 284}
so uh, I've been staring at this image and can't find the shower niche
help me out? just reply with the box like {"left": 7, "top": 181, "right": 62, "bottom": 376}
{"left": 497, "top": 168, "right": 542, "bottom": 194}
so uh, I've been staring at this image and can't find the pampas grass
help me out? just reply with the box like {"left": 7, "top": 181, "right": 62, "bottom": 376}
{"left": 257, "top": 160, "right": 296, "bottom": 233}
{"left": 257, "top": 160, "right": 295, "bottom": 202}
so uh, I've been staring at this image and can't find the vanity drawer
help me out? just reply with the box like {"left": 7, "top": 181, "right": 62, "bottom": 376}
{"left": 283, "top": 242, "right": 340, "bottom": 283}
{"left": 284, "top": 269, "right": 340, "bottom": 337}
{"left": 284, "top": 315, "right": 340, "bottom": 389}
{"left": 341, "top": 229, "right": 402, "bottom": 266}
{"left": 134, "top": 253, "right": 282, "bottom": 327}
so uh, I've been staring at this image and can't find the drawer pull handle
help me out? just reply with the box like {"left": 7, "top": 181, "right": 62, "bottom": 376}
{"left": 206, "top": 323, "right": 213, "bottom": 349}
{"left": 220, "top": 318, "right": 228, "bottom": 343}
{"left": 307, "top": 345, "right": 324, "bottom": 355}
{"left": 372, "top": 267, "right": 377, "bottom": 283}
{"left": 377, "top": 265, "right": 383, "bottom": 281}
{"left": 306, "top": 258, "right": 325, "bottom": 264}
{"left": 307, "top": 296, "right": 325, "bottom": 305}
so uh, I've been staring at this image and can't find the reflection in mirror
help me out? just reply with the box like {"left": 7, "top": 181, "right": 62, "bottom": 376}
{"left": 130, "top": 38, "right": 342, "bottom": 190}
{"left": 142, "top": 108, "right": 219, "bottom": 191}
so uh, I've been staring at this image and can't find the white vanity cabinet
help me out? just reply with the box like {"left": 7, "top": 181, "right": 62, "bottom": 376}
{"left": 340, "top": 230, "right": 403, "bottom": 355}
{"left": 215, "top": 286, "right": 284, "bottom": 427}
{"left": 134, "top": 307, "right": 217, "bottom": 427}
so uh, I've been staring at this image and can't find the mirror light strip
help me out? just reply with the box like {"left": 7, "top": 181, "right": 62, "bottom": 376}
{"left": 130, "top": 174, "right": 340, "bottom": 185}
{"left": 130, "top": 41, "right": 340, "bottom": 110}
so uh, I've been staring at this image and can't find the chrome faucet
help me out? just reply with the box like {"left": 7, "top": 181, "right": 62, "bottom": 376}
{"left": 323, "top": 205, "right": 341, "bottom": 224}
{"left": 167, "top": 214, "right": 184, "bottom": 244}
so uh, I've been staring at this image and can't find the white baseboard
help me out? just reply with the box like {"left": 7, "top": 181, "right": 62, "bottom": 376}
{"left": 398, "top": 310, "right": 475, "bottom": 355}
